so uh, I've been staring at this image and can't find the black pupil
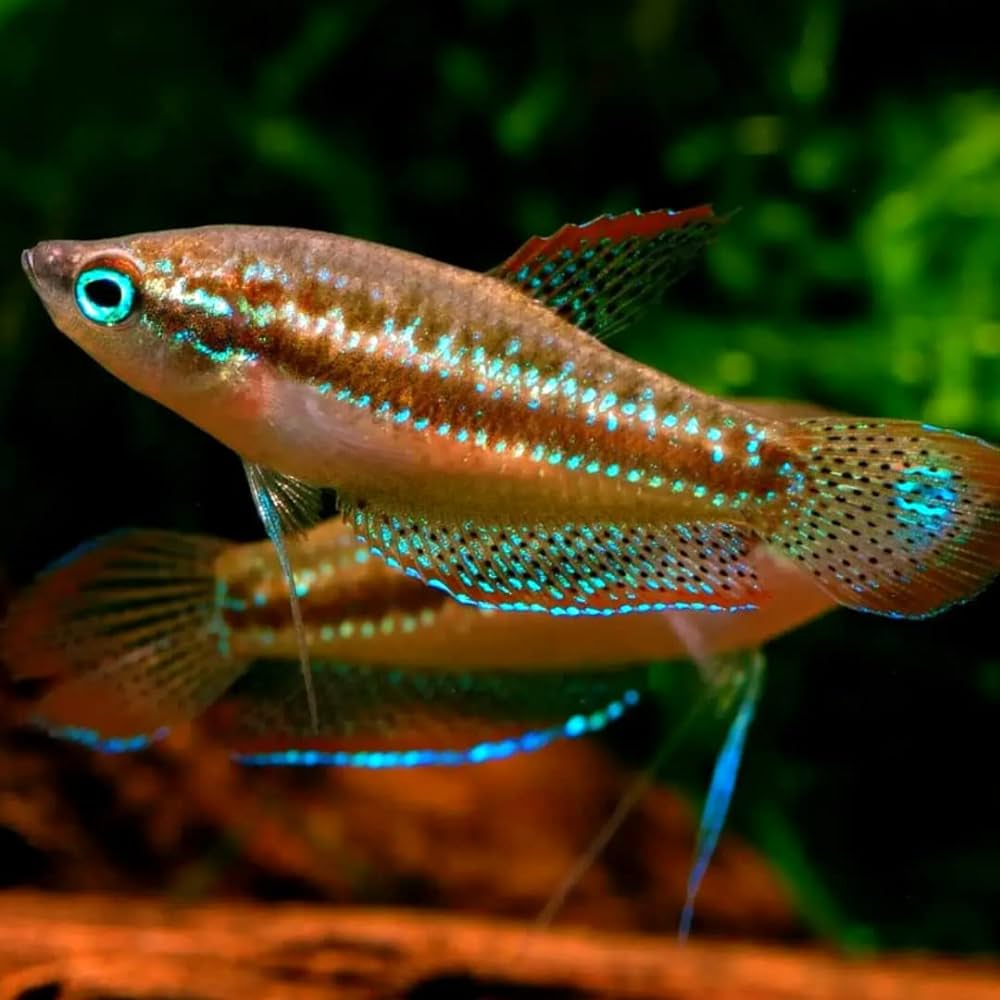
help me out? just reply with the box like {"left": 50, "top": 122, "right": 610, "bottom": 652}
{"left": 87, "top": 278, "right": 122, "bottom": 309}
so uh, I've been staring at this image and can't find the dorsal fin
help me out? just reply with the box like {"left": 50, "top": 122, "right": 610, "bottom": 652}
{"left": 487, "top": 205, "right": 725, "bottom": 339}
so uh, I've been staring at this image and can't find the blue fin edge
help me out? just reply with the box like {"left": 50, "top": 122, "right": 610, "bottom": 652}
{"left": 233, "top": 689, "right": 641, "bottom": 768}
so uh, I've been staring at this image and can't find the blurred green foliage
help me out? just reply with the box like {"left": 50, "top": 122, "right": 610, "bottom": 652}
{"left": 0, "top": 0, "right": 997, "bottom": 955}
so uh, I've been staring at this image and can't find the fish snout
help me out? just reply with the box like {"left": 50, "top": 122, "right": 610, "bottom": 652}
{"left": 21, "top": 241, "right": 79, "bottom": 295}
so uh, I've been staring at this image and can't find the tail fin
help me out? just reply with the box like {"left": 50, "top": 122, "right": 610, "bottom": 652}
{"left": 769, "top": 419, "right": 1000, "bottom": 617}
{"left": 2, "top": 530, "right": 247, "bottom": 748}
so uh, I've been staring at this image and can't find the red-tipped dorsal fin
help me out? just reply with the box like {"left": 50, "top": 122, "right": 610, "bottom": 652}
{"left": 487, "top": 205, "right": 726, "bottom": 340}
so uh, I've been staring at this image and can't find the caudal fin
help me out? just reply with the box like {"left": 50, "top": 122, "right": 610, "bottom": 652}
{"left": 769, "top": 419, "right": 1000, "bottom": 617}
{"left": 2, "top": 530, "right": 247, "bottom": 748}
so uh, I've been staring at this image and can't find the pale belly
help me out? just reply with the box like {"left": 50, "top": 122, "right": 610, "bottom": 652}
{"left": 214, "top": 371, "right": 728, "bottom": 526}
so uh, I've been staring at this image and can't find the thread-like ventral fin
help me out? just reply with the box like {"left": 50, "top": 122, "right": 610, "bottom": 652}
{"left": 242, "top": 463, "right": 324, "bottom": 537}
{"left": 243, "top": 461, "right": 322, "bottom": 732}
{"left": 487, "top": 205, "right": 725, "bottom": 339}
{"left": 679, "top": 649, "right": 765, "bottom": 941}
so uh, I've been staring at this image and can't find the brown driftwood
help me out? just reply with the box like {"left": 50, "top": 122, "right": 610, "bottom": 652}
{"left": 0, "top": 690, "right": 795, "bottom": 937}
{"left": 0, "top": 892, "right": 997, "bottom": 1000}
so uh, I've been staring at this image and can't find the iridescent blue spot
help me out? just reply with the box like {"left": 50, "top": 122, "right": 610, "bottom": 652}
{"left": 663, "top": 414, "right": 678, "bottom": 428}
{"left": 585, "top": 460, "right": 601, "bottom": 474}
{"left": 606, "top": 463, "right": 620, "bottom": 478}
{"left": 707, "top": 427, "right": 722, "bottom": 442}
{"left": 626, "top": 469, "right": 642, "bottom": 483}
{"left": 622, "top": 402, "right": 637, "bottom": 416}
{"left": 437, "top": 423, "right": 451, "bottom": 436}
{"left": 712, "top": 446, "right": 724, "bottom": 463}
{"left": 685, "top": 417, "right": 700, "bottom": 434}
{"left": 897, "top": 497, "right": 948, "bottom": 519}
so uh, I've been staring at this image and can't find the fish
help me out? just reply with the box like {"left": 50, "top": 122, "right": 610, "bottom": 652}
{"left": 3, "top": 510, "right": 828, "bottom": 757}
{"left": 2, "top": 400, "right": 829, "bottom": 748}
{"left": 21, "top": 210, "right": 1000, "bottom": 667}
{"left": 3, "top": 413, "right": 819, "bottom": 933}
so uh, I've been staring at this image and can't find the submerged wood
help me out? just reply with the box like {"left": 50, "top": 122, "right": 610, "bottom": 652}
{"left": 0, "top": 892, "right": 998, "bottom": 1000}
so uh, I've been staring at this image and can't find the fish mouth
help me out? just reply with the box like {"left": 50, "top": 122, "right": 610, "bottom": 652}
{"left": 21, "top": 248, "right": 39, "bottom": 291}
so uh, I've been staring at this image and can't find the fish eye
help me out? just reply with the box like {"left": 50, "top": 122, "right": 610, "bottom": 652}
{"left": 74, "top": 265, "right": 137, "bottom": 326}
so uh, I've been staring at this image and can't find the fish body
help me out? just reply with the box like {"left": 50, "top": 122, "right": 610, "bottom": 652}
{"left": 22, "top": 217, "right": 752, "bottom": 520}
{"left": 4, "top": 514, "right": 831, "bottom": 746}
{"left": 21, "top": 210, "right": 1000, "bottom": 621}
{"left": 217, "top": 518, "right": 832, "bottom": 671}
{"left": 4, "top": 514, "right": 788, "bottom": 935}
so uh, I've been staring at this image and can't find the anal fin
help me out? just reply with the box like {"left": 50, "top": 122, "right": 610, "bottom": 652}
{"left": 204, "top": 659, "right": 646, "bottom": 768}
{"left": 347, "top": 503, "right": 764, "bottom": 615}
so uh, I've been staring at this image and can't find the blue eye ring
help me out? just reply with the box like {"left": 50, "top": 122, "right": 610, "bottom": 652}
{"left": 74, "top": 266, "right": 137, "bottom": 326}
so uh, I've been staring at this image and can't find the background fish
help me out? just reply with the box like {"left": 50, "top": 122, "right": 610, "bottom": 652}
{"left": 4, "top": 510, "right": 829, "bottom": 753}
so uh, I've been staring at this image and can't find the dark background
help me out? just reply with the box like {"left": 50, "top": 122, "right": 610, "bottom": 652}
{"left": 0, "top": 0, "right": 998, "bottom": 954}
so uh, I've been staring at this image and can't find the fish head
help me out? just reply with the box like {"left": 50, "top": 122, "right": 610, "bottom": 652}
{"left": 22, "top": 228, "right": 278, "bottom": 443}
